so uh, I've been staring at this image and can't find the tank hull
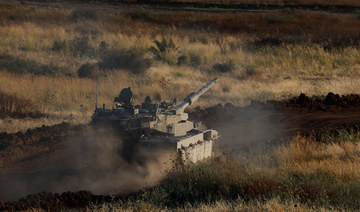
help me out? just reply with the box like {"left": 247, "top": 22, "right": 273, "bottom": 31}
{"left": 139, "top": 129, "right": 218, "bottom": 163}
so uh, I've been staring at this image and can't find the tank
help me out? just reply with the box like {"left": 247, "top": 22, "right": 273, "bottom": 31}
{"left": 91, "top": 78, "right": 219, "bottom": 163}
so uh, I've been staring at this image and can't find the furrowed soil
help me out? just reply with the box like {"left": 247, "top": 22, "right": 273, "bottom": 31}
{"left": 1, "top": 93, "right": 360, "bottom": 210}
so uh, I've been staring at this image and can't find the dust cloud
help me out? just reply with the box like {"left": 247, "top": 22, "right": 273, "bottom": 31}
{"left": 0, "top": 106, "right": 286, "bottom": 202}
{"left": 0, "top": 128, "right": 172, "bottom": 202}
{"left": 211, "top": 106, "right": 286, "bottom": 154}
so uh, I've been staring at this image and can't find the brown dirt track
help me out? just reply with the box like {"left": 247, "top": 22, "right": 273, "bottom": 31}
{"left": 1, "top": 93, "right": 360, "bottom": 210}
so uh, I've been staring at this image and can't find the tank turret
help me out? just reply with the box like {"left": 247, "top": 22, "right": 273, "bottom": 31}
{"left": 91, "top": 78, "right": 219, "bottom": 163}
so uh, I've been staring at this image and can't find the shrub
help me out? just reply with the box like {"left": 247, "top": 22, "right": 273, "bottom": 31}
{"left": 253, "top": 37, "right": 282, "bottom": 47}
{"left": 77, "top": 63, "right": 100, "bottom": 79}
{"left": 71, "top": 8, "right": 98, "bottom": 22}
{"left": 189, "top": 53, "right": 203, "bottom": 67}
{"left": 0, "top": 54, "right": 67, "bottom": 76}
{"left": 177, "top": 53, "right": 203, "bottom": 67}
{"left": 128, "top": 8, "right": 156, "bottom": 21}
{"left": 98, "top": 49, "right": 151, "bottom": 74}
{"left": 261, "top": 14, "right": 284, "bottom": 24}
{"left": 70, "top": 36, "right": 96, "bottom": 58}
{"left": 99, "top": 41, "right": 108, "bottom": 53}
{"left": 222, "top": 84, "right": 231, "bottom": 93}
{"left": 177, "top": 55, "right": 188, "bottom": 66}
{"left": 149, "top": 38, "right": 180, "bottom": 65}
{"left": 51, "top": 40, "right": 68, "bottom": 52}
{"left": 212, "top": 59, "right": 236, "bottom": 73}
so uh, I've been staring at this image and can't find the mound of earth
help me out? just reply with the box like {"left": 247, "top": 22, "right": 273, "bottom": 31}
{"left": 275, "top": 92, "right": 360, "bottom": 111}
{"left": 0, "top": 122, "right": 89, "bottom": 171}
{"left": 190, "top": 92, "right": 360, "bottom": 127}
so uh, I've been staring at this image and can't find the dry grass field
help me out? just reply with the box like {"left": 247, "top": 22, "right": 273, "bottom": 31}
{"left": 1, "top": 2, "right": 359, "bottom": 131}
{"left": 1, "top": 1, "right": 360, "bottom": 210}
{"left": 53, "top": 0, "right": 360, "bottom": 7}
{"left": 88, "top": 133, "right": 360, "bottom": 211}
{"left": 143, "top": 0, "right": 360, "bottom": 6}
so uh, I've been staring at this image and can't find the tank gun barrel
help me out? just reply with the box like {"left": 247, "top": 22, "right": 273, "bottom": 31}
{"left": 174, "top": 78, "right": 218, "bottom": 112}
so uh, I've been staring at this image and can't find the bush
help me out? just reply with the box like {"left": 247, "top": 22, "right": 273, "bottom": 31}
{"left": 128, "top": 8, "right": 156, "bottom": 21}
{"left": 77, "top": 63, "right": 100, "bottom": 79}
{"left": 99, "top": 41, "right": 108, "bottom": 53}
{"left": 51, "top": 40, "right": 68, "bottom": 52}
{"left": 98, "top": 49, "right": 151, "bottom": 74}
{"left": 71, "top": 8, "right": 98, "bottom": 22}
{"left": 53, "top": 38, "right": 106, "bottom": 57}
{"left": 0, "top": 54, "right": 67, "bottom": 76}
{"left": 212, "top": 60, "right": 236, "bottom": 73}
{"left": 70, "top": 36, "right": 96, "bottom": 58}
{"left": 149, "top": 38, "right": 180, "bottom": 65}
{"left": 177, "top": 55, "right": 188, "bottom": 66}
{"left": 261, "top": 14, "right": 284, "bottom": 24}
{"left": 189, "top": 54, "right": 203, "bottom": 67}
{"left": 177, "top": 53, "right": 203, "bottom": 67}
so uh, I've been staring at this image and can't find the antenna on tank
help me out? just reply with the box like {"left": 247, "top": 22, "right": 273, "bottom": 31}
{"left": 95, "top": 82, "right": 98, "bottom": 109}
